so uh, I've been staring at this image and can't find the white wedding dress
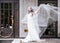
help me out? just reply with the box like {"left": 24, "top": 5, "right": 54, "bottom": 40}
{"left": 26, "top": 13, "right": 41, "bottom": 41}
{"left": 21, "top": 4, "right": 58, "bottom": 42}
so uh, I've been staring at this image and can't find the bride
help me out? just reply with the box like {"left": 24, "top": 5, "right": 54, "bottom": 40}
{"left": 21, "top": 4, "right": 58, "bottom": 42}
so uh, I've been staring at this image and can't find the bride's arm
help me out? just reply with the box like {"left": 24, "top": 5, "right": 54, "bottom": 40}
{"left": 34, "top": 4, "right": 46, "bottom": 14}
{"left": 34, "top": 5, "right": 41, "bottom": 14}
{"left": 34, "top": 4, "right": 45, "bottom": 14}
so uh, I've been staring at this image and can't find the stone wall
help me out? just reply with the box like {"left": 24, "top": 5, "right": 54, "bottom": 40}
{"left": 20, "top": 0, "right": 37, "bottom": 37}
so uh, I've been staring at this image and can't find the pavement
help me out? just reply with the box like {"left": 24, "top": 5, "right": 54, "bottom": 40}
{"left": 20, "top": 39, "right": 60, "bottom": 43}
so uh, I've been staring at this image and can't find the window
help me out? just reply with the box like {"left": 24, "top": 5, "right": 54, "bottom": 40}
{"left": 0, "top": 3, "right": 12, "bottom": 28}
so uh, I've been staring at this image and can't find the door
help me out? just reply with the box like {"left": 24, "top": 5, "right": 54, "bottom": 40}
{"left": 0, "top": 3, "right": 14, "bottom": 38}
{"left": 38, "top": 0, "right": 58, "bottom": 38}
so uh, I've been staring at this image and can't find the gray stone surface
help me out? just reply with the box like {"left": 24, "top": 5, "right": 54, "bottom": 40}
{"left": 1, "top": 40, "right": 13, "bottom": 43}
{"left": 20, "top": 39, "right": 60, "bottom": 43}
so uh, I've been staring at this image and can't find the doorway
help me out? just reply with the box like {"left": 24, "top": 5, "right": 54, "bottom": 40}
{"left": 0, "top": 0, "right": 19, "bottom": 38}
{"left": 38, "top": 0, "right": 58, "bottom": 38}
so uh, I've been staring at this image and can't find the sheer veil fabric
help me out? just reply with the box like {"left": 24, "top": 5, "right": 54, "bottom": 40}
{"left": 21, "top": 4, "right": 59, "bottom": 42}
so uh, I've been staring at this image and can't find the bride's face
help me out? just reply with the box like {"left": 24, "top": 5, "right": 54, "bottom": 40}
{"left": 28, "top": 7, "right": 34, "bottom": 13}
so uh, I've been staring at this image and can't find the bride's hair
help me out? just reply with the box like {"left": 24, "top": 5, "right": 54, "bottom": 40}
{"left": 27, "top": 7, "right": 34, "bottom": 14}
